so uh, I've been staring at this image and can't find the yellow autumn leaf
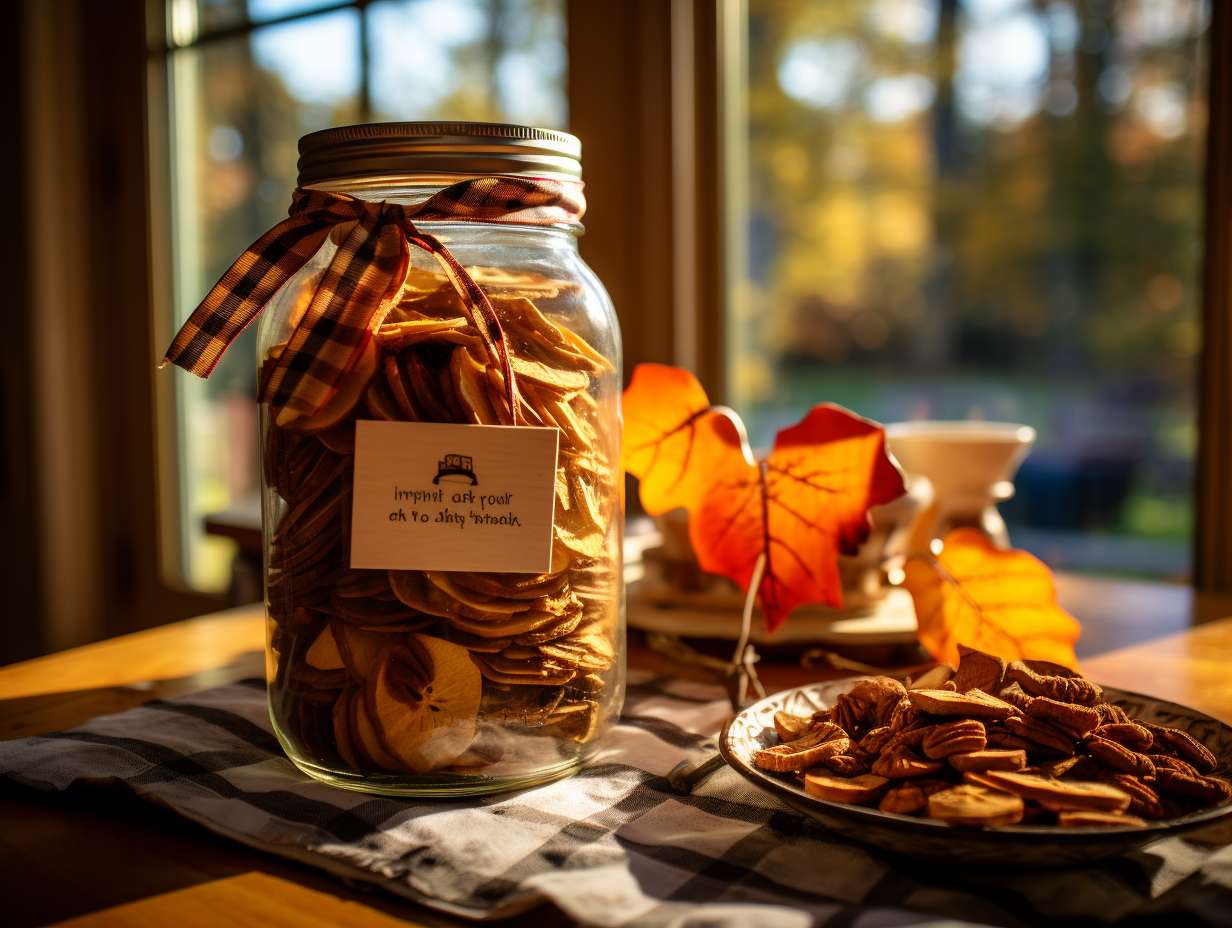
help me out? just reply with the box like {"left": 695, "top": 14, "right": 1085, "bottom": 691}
{"left": 902, "top": 528, "right": 1082, "bottom": 670}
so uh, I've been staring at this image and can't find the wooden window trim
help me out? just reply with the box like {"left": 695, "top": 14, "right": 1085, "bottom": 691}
{"left": 1196, "top": 0, "right": 1232, "bottom": 592}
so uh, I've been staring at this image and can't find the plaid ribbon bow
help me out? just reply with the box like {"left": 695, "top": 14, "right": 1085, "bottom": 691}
{"left": 161, "top": 176, "right": 586, "bottom": 423}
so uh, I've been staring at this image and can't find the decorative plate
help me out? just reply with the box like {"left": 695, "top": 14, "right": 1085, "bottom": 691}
{"left": 719, "top": 678, "right": 1232, "bottom": 865}
{"left": 628, "top": 587, "right": 919, "bottom": 646}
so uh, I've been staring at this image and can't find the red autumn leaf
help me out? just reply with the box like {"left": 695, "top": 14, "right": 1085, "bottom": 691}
{"left": 622, "top": 363, "right": 748, "bottom": 516}
{"left": 902, "top": 528, "right": 1082, "bottom": 669}
{"left": 687, "top": 404, "right": 906, "bottom": 630}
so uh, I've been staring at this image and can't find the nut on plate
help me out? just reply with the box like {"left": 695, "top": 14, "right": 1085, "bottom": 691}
{"left": 754, "top": 722, "right": 850, "bottom": 773}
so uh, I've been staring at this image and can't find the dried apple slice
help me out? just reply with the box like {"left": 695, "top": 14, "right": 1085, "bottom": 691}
{"left": 508, "top": 355, "right": 591, "bottom": 393}
{"left": 352, "top": 690, "right": 402, "bottom": 771}
{"left": 370, "top": 636, "right": 481, "bottom": 773}
{"left": 424, "top": 572, "right": 535, "bottom": 617}
{"left": 927, "top": 784, "right": 1024, "bottom": 826}
{"left": 450, "top": 348, "right": 502, "bottom": 425}
{"left": 405, "top": 353, "right": 456, "bottom": 422}
{"left": 512, "top": 611, "right": 583, "bottom": 645}
{"left": 449, "top": 569, "right": 568, "bottom": 601}
{"left": 377, "top": 316, "right": 469, "bottom": 348}
{"left": 443, "top": 608, "right": 563, "bottom": 639}
{"left": 555, "top": 514, "right": 606, "bottom": 561}
{"left": 538, "top": 629, "right": 614, "bottom": 672}
{"left": 476, "top": 657, "right": 576, "bottom": 687}
{"left": 336, "top": 626, "right": 387, "bottom": 682}
{"left": 384, "top": 355, "right": 424, "bottom": 420}
{"left": 474, "top": 267, "right": 568, "bottom": 298}
{"left": 389, "top": 570, "right": 459, "bottom": 619}
{"left": 305, "top": 625, "right": 344, "bottom": 670}
{"left": 805, "top": 773, "right": 889, "bottom": 805}
{"left": 364, "top": 377, "right": 401, "bottom": 420}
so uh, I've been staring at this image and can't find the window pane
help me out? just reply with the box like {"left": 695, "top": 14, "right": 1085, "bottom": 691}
{"left": 368, "top": 0, "right": 567, "bottom": 127}
{"left": 170, "top": 0, "right": 350, "bottom": 43}
{"left": 728, "top": 0, "right": 1208, "bottom": 578}
{"left": 168, "top": 10, "right": 362, "bottom": 590}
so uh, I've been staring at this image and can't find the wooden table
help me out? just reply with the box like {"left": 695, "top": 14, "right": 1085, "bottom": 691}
{"left": 4, "top": 579, "right": 1232, "bottom": 927}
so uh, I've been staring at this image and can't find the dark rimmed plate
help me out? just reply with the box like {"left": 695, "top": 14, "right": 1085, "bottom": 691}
{"left": 719, "top": 678, "right": 1232, "bottom": 864}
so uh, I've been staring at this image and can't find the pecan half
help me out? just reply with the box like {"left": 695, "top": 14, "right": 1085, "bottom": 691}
{"left": 1153, "top": 768, "right": 1232, "bottom": 805}
{"left": 878, "top": 778, "right": 951, "bottom": 815}
{"left": 1092, "top": 722, "right": 1153, "bottom": 752}
{"left": 1095, "top": 702, "right": 1131, "bottom": 725}
{"left": 1034, "top": 754, "right": 1084, "bottom": 778}
{"left": 952, "top": 645, "right": 1007, "bottom": 694}
{"left": 832, "top": 677, "right": 909, "bottom": 738}
{"left": 1145, "top": 723, "right": 1218, "bottom": 774}
{"left": 986, "top": 730, "right": 1035, "bottom": 752}
{"left": 1001, "top": 714, "right": 1076, "bottom": 755}
{"left": 885, "top": 697, "right": 920, "bottom": 733}
{"left": 882, "top": 722, "right": 933, "bottom": 754}
{"left": 997, "top": 684, "right": 1034, "bottom": 711}
{"left": 922, "top": 719, "right": 987, "bottom": 759}
{"left": 821, "top": 753, "right": 871, "bottom": 777}
{"left": 1150, "top": 754, "right": 1200, "bottom": 777}
{"left": 754, "top": 723, "right": 850, "bottom": 772}
{"left": 1101, "top": 773, "right": 1168, "bottom": 819}
{"left": 773, "top": 710, "right": 815, "bottom": 742}
{"left": 1006, "top": 661, "right": 1102, "bottom": 705}
{"left": 859, "top": 725, "right": 894, "bottom": 755}
{"left": 1026, "top": 697, "right": 1101, "bottom": 738}
{"left": 871, "top": 746, "right": 944, "bottom": 779}
{"left": 1085, "top": 735, "right": 1156, "bottom": 778}
{"left": 1032, "top": 754, "right": 1088, "bottom": 779}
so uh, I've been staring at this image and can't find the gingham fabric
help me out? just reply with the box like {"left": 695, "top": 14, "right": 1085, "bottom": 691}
{"left": 161, "top": 177, "right": 585, "bottom": 423}
{"left": 3, "top": 674, "right": 1231, "bottom": 927}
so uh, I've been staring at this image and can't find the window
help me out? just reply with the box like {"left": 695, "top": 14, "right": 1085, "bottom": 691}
{"left": 150, "top": 0, "right": 1225, "bottom": 595}
{"left": 158, "top": 0, "right": 566, "bottom": 590}
{"left": 725, "top": 0, "right": 1210, "bottom": 578}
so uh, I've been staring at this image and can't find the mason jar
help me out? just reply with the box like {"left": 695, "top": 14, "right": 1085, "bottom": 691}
{"left": 256, "top": 123, "right": 624, "bottom": 796}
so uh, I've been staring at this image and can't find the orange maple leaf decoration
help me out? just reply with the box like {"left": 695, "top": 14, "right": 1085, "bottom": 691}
{"left": 902, "top": 528, "right": 1082, "bottom": 670}
{"left": 622, "top": 364, "right": 747, "bottom": 516}
{"left": 622, "top": 363, "right": 905, "bottom": 630}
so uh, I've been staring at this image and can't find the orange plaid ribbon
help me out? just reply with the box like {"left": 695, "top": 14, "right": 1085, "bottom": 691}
{"left": 161, "top": 176, "right": 586, "bottom": 423}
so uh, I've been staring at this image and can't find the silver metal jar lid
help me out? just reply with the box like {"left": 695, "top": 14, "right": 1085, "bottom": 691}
{"left": 297, "top": 122, "right": 582, "bottom": 187}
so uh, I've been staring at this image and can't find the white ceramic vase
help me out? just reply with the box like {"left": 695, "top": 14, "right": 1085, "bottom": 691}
{"left": 885, "top": 420, "right": 1036, "bottom": 547}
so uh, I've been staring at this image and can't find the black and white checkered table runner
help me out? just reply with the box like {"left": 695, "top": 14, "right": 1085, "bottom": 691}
{"left": 3, "top": 673, "right": 1230, "bottom": 926}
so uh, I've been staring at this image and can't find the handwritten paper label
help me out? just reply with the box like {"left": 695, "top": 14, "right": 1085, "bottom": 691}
{"left": 350, "top": 420, "right": 559, "bottom": 573}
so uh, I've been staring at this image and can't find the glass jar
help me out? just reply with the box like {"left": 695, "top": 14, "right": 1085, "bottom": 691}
{"left": 257, "top": 124, "right": 624, "bottom": 796}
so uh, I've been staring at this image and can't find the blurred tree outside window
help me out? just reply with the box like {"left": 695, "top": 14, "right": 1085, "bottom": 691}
{"left": 162, "top": 0, "right": 566, "bottom": 591}
{"left": 727, "top": 0, "right": 1209, "bottom": 578}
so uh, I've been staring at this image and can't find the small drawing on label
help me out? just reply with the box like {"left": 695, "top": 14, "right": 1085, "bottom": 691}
{"left": 433, "top": 452, "right": 479, "bottom": 487}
